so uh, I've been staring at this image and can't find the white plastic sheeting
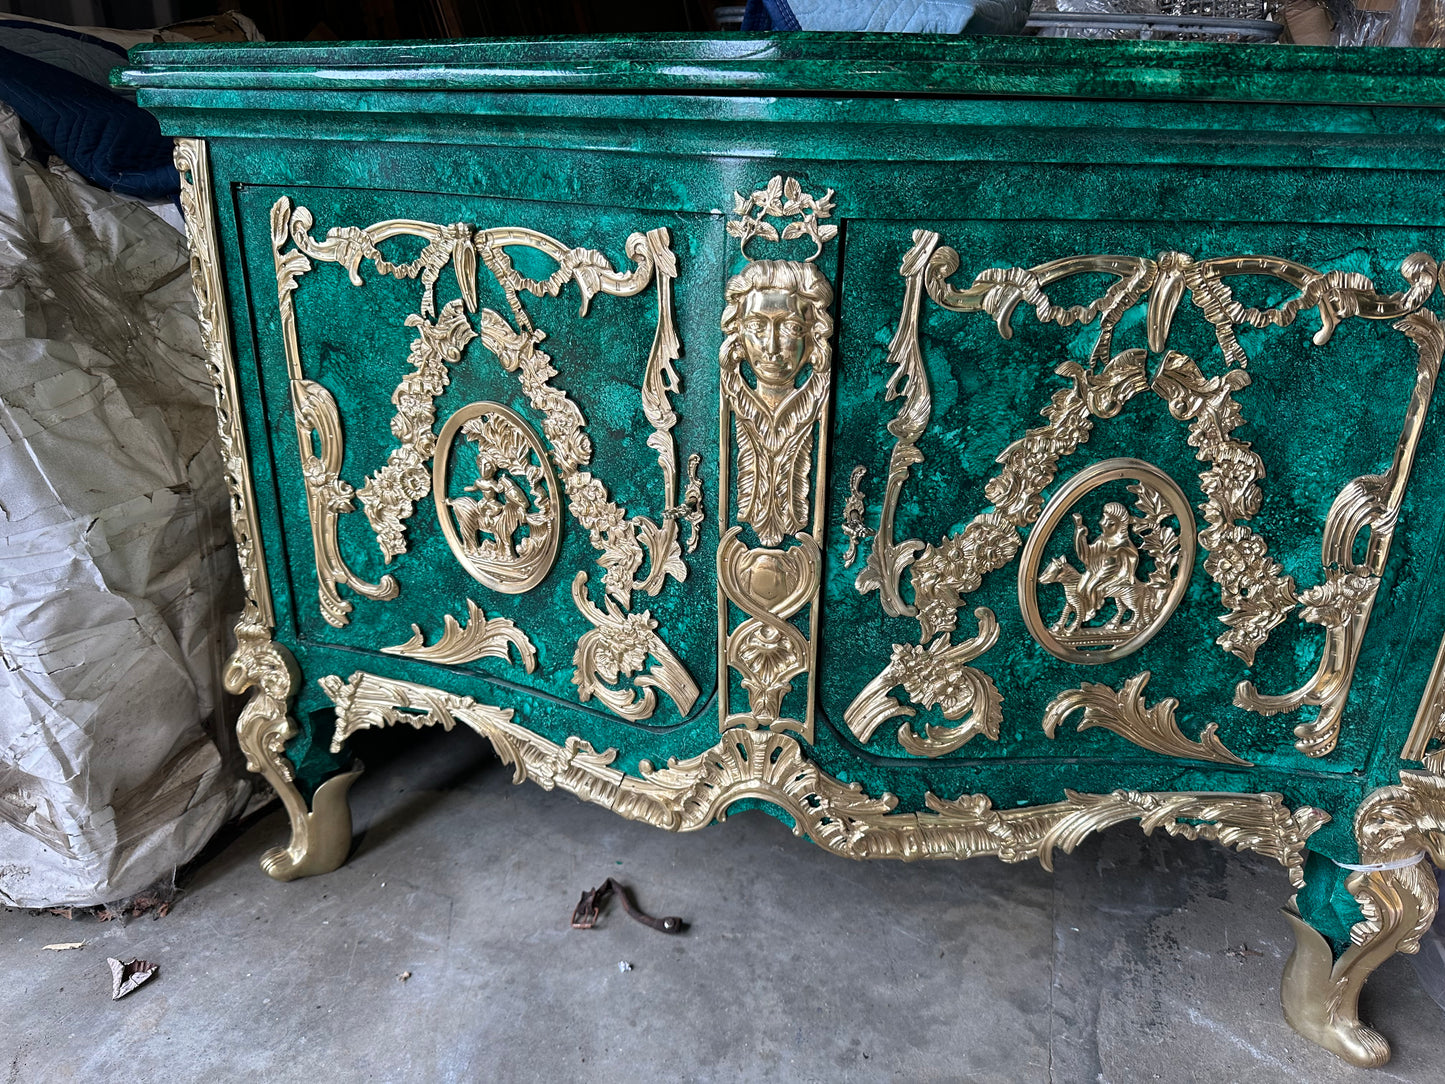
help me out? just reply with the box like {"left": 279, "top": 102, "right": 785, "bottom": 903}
{"left": 0, "top": 104, "right": 247, "bottom": 907}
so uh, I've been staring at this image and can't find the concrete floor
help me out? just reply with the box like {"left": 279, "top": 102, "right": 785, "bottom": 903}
{"left": 3, "top": 725, "right": 1442, "bottom": 1083}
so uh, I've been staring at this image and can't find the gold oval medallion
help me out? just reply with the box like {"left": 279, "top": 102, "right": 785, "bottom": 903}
{"left": 1018, "top": 458, "right": 1196, "bottom": 665}
{"left": 433, "top": 401, "right": 561, "bottom": 594}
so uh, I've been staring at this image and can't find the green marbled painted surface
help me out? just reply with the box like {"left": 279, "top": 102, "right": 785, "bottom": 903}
{"left": 123, "top": 37, "right": 1445, "bottom": 947}
{"left": 118, "top": 33, "right": 1445, "bottom": 104}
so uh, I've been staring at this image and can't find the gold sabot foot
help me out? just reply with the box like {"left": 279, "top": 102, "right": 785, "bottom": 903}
{"left": 259, "top": 765, "right": 362, "bottom": 882}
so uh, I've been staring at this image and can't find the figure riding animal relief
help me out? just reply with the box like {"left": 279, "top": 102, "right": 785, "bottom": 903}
{"left": 1041, "top": 483, "right": 1184, "bottom": 642}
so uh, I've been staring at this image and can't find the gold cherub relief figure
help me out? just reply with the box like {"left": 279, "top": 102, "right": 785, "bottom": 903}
{"left": 453, "top": 415, "right": 553, "bottom": 556}
{"left": 1045, "top": 500, "right": 1155, "bottom": 636}
{"left": 719, "top": 258, "right": 834, "bottom": 547}
{"left": 1043, "top": 495, "right": 1175, "bottom": 642}
{"left": 1021, "top": 460, "right": 1196, "bottom": 665}
{"left": 432, "top": 401, "right": 561, "bottom": 594}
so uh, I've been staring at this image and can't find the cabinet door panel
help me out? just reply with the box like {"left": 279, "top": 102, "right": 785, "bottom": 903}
{"left": 233, "top": 184, "right": 723, "bottom": 738}
{"left": 821, "top": 218, "right": 1445, "bottom": 778}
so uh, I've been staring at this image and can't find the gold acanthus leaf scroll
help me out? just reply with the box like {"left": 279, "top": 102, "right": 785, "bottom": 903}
{"left": 320, "top": 670, "right": 1326, "bottom": 889}
{"left": 1042, "top": 673, "right": 1251, "bottom": 767}
{"left": 381, "top": 599, "right": 537, "bottom": 672}
{"left": 844, "top": 608, "right": 1002, "bottom": 756}
{"left": 855, "top": 230, "right": 938, "bottom": 616}
{"left": 570, "top": 572, "right": 699, "bottom": 723}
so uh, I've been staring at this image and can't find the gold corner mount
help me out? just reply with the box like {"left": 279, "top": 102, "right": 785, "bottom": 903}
{"left": 1281, "top": 768, "right": 1445, "bottom": 1066}
{"left": 175, "top": 144, "right": 353, "bottom": 881}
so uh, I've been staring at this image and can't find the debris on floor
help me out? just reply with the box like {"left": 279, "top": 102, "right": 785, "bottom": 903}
{"left": 44, "top": 888, "right": 178, "bottom": 923}
{"left": 107, "top": 958, "right": 158, "bottom": 999}
{"left": 617, "top": 961, "right": 632, "bottom": 973}
{"left": 397, "top": 971, "right": 412, "bottom": 983}
{"left": 103, "top": 890, "right": 176, "bottom": 921}
{"left": 42, "top": 942, "right": 85, "bottom": 951}
{"left": 570, "top": 878, "right": 685, "bottom": 934}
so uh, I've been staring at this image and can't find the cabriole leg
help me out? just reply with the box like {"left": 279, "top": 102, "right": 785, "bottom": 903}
{"left": 1281, "top": 772, "right": 1445, "bottom": 1067}
{"left": 230, "top": 618, "right": 360, "bottom": 881}
{"left": 251, "top": 740, "right": 361, "bottom": 882}
{"left": 1280, "top": 868, "right": 1434, "bottom": 1067}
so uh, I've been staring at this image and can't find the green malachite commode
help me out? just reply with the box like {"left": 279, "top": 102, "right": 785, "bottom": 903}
{"left": 120, "top": 34, "right": 1445, "bottom": 1067}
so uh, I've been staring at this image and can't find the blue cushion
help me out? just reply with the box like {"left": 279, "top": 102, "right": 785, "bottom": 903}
{"left": 0, "top": 19, "right": 134, "bottom": 93}
{"left": 741, "top": 0, "right": 1027, "bottom": 34}
{"left": 0, "top": 45, "right": 176, "bottom": 199}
